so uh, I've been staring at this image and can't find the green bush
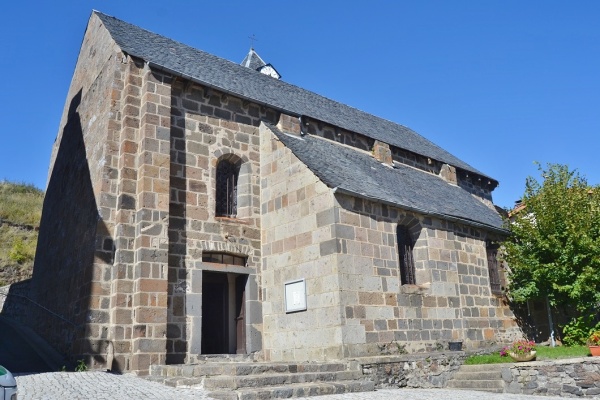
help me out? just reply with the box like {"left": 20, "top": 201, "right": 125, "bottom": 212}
{"left": 75, "top": 359, "right": 87, "bottom": 372}
{"left": 8, "top": 238, "right": 33, "bottom": 264}
{"left": 562, "top": 316, "right": 600, "bottom": 346}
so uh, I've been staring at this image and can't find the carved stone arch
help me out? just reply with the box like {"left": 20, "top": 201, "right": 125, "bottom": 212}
{"left": 213, "top": 149, "right": 249, "bottom": 165}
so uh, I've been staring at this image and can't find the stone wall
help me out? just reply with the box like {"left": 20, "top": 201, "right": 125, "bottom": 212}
{"left": 305, "top": 117, "right": 374, "bottom": 152}
{"left": 166, "top": 80, "right": 273, "bottom": 364}
{"left": 334, "top": 193, "right": 520, "bottom": 356}
{"left": 31, "top": 14, "right": 180, "bottom": 372}
{"left": 502, "top": 358, "right": 600, "bottom": 397}
{"left": 259, "top": 125, "right": 518, "bottom": 361}
{"left": 30, "top": 13, "right": 127, "bottom": 367}
{"left": 50, "top": 12, "right": 121, "bottom": 184}
{"left": 360, "top": 352, "right": 466, "bottom": 389}
{"left": 456, "top": 170, "right": 495, "bottom": 206}
{"left": 391, "top": 147, "right": 443, "bottom": 176}
{"left": 260, "top": 123, "right": 344, "bottom": 362}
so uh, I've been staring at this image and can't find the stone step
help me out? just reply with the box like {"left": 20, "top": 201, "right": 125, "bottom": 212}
{"left": 451, "top": 370, "right": 502, "bottom": 380}
{"left": 150, "top": 362, "right": 348, "bottom": 378}
{"left": 153, "top": 376, "right": 204, "bottom": 388}
{"left": 447, "top": 379, "right": 505, "bottom": 391}
{"left": 448, "top": 387, "right": 504, "bottom": 394}
{"left": 204, "top": 370, "right": 363, "bottom": 390}
{"left": 457, "top": 363, "right": 507, "bottom": 371}
{"left": 147, "top": 360, "right": 374, "bottom": 398}
{"left": 195, "top": 354, "right": 257, "bottom": 363}
{"left": 445, "top": 362, "right": 508, "bottom": 393}
{"left": 208, "top": 379, "right": 375, "bottom": 400}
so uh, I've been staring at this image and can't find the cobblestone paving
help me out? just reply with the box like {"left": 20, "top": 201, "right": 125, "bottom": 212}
{"left": 15, "top": 372, "right": 569, "bottom": 400}
{"left": 15, "top": 372, "right": 209, "bottom": 400}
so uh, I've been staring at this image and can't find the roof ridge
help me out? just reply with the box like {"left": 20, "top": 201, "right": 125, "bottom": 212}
{"left": 93, "top": 10, "right": 162, "bottom": 39}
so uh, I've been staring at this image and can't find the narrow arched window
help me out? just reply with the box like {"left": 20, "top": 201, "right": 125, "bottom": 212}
{"left": 486, "top": 241, "right": 502, "bottom": 294}
{"left": 397, "top": 225, "right": 416, "bottom": 285}
{"left": 216, "top": 160, "right": 238, "bottom": 217}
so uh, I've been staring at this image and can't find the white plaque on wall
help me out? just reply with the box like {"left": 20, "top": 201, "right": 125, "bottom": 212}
{"left": 284, "top": 279, "right": 307, "bottom": 313}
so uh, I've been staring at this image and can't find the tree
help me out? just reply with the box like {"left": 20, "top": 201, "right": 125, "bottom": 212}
{"left": 503, "top": 163, "right": 600, "bottom": 319}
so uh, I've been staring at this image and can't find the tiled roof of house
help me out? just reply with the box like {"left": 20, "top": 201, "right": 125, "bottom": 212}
{"left": 265, "top": 124, "right": 506, "bottom": 232}
{"left": 93, "top": 11, "right": 493, "bottom": 179}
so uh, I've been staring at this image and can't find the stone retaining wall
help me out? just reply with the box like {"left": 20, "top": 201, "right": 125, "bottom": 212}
{"left": 359, "top": 352, "right": 467, "bottom": 389}
{"left": 502, "top": 357, "right": 600, "bottom": 397}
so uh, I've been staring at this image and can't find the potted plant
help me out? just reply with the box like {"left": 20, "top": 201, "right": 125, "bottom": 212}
{"left": 500, "top": 339, "right": 536, "bottom": 362}
{"left": 588, "top": 331, "right": 600, "bottom": 356}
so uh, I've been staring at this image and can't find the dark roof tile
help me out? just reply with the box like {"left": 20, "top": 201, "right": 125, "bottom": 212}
{"left": 265, "top": 123, "right": 505, "bottom": 232}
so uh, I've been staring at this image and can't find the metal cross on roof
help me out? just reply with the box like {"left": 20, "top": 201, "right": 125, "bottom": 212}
{"left": 248, "top": 34, "right": 258, "bottom": 49}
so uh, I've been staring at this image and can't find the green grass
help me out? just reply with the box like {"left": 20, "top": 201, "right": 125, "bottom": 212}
{"left": 0, "top": 181, "right": 44, "bottom": 286}
{"left": 535, "top": 345, "right": 590, "bottom": 359}
{"left": 464, "top": 353, "right": 513, "bottom": 365}
{"left": 0, "top": 181, "right": 44, "bottom": 226}
{"left": 465, "top": 345, "right": 591, "bottom": 365}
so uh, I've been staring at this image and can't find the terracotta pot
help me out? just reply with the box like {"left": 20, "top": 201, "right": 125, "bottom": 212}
{"left": 509, "top": 350, "right": 536, "bottom": 362}
{"left": 590, "top": 345, "right": 600, "bottom": 356}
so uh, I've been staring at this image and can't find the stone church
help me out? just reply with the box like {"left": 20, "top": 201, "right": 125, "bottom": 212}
{"left": 29, "top": 11, "right": 520, "bottom": 374}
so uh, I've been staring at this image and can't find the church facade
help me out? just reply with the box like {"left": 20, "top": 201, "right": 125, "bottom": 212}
{"left": 29, "top": 11, "right": 520, "bottom": 373}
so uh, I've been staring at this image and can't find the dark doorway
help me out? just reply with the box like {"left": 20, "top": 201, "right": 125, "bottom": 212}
{"left": 201, "top": 272, "right": 227, "bottom": 354}
{"left": 201, "top": 271, "right": 247, "bottom": 354}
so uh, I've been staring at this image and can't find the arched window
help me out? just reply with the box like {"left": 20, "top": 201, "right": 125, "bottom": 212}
{"left": 397, "top": 225, "right": 416, "bottom": 285}
{"left": 486, "top": 241, "right": 502, "bottom": 294}
{"left": 216, "top": 159, "right": 239, "bottom": 217}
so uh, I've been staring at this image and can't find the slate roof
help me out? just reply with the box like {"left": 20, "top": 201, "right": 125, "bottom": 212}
{"left": 265, "top": 124, "right": 506, "bottom": 232}
{"left": 241, "top": 48, "right": 266, "bottom": 71}
{"left": 93, "top": 11, "right": 493, "bottom": 180}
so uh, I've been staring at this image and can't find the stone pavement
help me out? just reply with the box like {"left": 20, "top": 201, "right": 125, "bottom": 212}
{"left": 15, "top": 372, "right": 209, "bottom": 400}
{"left": 14, "top": 371, "right": 570, "bottom": 400}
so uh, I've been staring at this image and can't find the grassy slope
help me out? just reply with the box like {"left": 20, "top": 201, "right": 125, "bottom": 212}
{"left": 0, "top": 181, "right": 44, "bottom": 286}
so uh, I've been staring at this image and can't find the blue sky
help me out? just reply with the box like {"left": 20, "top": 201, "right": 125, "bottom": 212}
{"left": 1, "top": 1, "right": 598, "bottom": 209}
